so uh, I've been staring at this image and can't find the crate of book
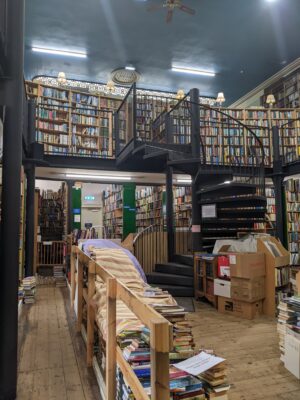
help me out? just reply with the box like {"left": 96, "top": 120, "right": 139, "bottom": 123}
{"left": 54, "top": 265, "right": 66, "bottom": 287}
{"left": 218, "top": 296, "right": 263, "bottom": 320}
{"left": 231, "top": 276, "right": 265, "bottom": 303}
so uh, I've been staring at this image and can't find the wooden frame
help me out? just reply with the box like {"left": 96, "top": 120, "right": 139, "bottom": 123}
{"left": 70, "top": 245, "right": 172, "bottom": 400}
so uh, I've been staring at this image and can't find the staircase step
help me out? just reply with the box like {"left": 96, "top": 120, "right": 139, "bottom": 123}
{"left": 155, "top": 284, "right": 194, "bottom": 297}
{"left": 146, "top": 272, "right": 193, "bottom": 287}
{"left": 155, "top": 262, "right": 193, "bottom": 277}
{"left": 173, "top": 254, "right": 194, "bottom": 266}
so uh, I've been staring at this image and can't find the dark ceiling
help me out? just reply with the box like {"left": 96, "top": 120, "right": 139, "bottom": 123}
{"left": 25, "top": 0, "right": 300, "bottom": 104}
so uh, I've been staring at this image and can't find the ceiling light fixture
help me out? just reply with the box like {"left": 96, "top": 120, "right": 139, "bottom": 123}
{"left": 177, "top": 178, "right": 192, "bottom": 184}
{"left": 57, "top": 72, "right": 67, "bottom": 85}
{"left": 176, "top": 89, "right": 185, "bottom": 100}
{"left": 125, "top": 66, "right": 136, "bottom": 71}
{"left": 32, "top": 47, "right": 87, "bottom": 58}
{"left": 172, "top": 66, "right": 215, "bottom": 77}
{"left": 224, "top": 180, "right": 232, "bottom": 184}
{"left": 65, "top": 174, "right": 131, "bottom": 181}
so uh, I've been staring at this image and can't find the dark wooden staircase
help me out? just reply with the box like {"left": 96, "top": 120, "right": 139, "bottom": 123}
{"left": 146, "top": 255, "right": 194, "bottom": 297}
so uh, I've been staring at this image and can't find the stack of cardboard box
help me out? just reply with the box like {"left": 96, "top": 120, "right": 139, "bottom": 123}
{"left": 216, "top": 249, "right": 266, "bottom": 320}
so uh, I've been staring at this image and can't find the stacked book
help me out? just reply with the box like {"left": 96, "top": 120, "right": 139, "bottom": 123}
{"left": 54, "top": 265, "right": 66, "bottom": 287}
{"left": 22, "top": 276, "right": 36, "bottom": 304}
{"left": 277, "top": 297, "right": 300, "bottom": 356}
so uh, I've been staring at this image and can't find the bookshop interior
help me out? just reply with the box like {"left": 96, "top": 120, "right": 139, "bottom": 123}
{"left": 2, "top": 1, "right": 300, "bottom": 399}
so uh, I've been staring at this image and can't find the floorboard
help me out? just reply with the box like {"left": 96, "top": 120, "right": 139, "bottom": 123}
{"left": 17, "top": 287, "right": 300, "bottom": 399}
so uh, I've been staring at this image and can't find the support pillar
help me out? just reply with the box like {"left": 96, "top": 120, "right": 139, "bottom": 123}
{"left": 190, "top": 88, "right": 200, "bottom": 158}
{"left": 24, "top": 165, "right": 35, "bottom": 277}
{"left": 272, "top": 126, "right": 286, "bottom": 245}
{"left": 67, "top": 180, "right": 74, "bottom": 234}
{"left": 0, "top": 0, "right": 25, "bottom": 398}
{"left": 192, "top": 177, "right": 202, "bottom": 252}
{"left": 166, "top": 166, "right": 174, "bottom": 261}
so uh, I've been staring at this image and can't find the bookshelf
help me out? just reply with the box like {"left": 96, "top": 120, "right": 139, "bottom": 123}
{"left": 135, "top": 186, "right": 166, "bottom": 231}
{"left": 103, "top": 183, "right": 136, "bottom": 240}
{"left": 261, "top": 68, "right": 300, "bottom": 108}
{"left": 38, "top": 187, "right": 65, "bottom": 241}
{"left": 174, "top": 186, "right": 192, "bottom": 226}
{"left": 194, "top": 254, "right": 218, "bottom": 307}
{"left": 265, "top": 183, "right": 276, "bottom": 233}
{"left": 26, "top": 82, "right": 121, "bottom": 157}
{"left": 285, "top": 178, "right": 300, "bottom": 265}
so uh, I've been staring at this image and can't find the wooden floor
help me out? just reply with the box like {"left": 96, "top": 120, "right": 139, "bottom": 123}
{"left": 17, "top": 287, "right": 300, "bottom": 400}
{"left": 17, "top": 286, "right": 100, "bottom": 400}
{"left": 189, "top": 301, "right": 300, "bottom": 400}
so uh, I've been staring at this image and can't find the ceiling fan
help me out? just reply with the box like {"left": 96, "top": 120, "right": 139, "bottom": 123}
{"left": 148, "top": 0, "right": 196, "bottom": 23}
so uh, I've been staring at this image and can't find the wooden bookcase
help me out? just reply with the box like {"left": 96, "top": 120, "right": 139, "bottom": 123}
{"left": 135, "top": 186, "right": 166, "bottom": 231}
{"left": 285, "top": 178, "right": 300, "bottom": 265}
{"left": 103, "top": 183, "right": 136, "bottom": 240}
{"left": 26, "top": 81, "right": 121, "bottom": 157}
{"left": 194, "top": 254, "right": 218, "bottom": 307}
{"left": 257, "top": 236, "right": 290, "bottom": 317}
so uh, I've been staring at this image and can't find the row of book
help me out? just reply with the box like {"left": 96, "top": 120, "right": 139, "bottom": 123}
{"left": 37, "top": 132, "right": 69, "bottom": 146}
{"left": 37, "top": 108, "right": 68, "bottom": 121}
{"left": 275, "top": 266, "right": 290, "bottom": 287}
{"left": 38, "top": 121, "right": 68, "bottom": 133}
{"left": 41, "top": 87, "right": 68, "bottom": 100}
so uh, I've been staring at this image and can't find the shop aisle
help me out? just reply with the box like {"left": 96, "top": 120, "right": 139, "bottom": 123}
{"left": 17, "top": 286, "right": 100, "bottom": 400}
{"left": 190, "top": 302, "right": 300, "bottom": 400}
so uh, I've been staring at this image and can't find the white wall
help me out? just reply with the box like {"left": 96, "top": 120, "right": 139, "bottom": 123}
{"left": 35, "top": 179, "right": 63, "bottom": 192}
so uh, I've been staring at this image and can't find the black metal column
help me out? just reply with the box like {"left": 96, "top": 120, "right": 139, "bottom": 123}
{"left": 272, "top": 126, "right": 285, "bottom": 244}
{"left": 0, "top": 0, "right": 25, "bottom": 399}
{"left": 24, "top": 165, "right": 35, "bottom": 277}
{"left": 67, "top": 180, "right": 74, "bottom": 234}
{"left": 166, "top": 166, "right": 174, "bottom": 261}
{"left": 190, "top": 88, "right": 200, "bottom": 158}
{"left": 192, "top": 177, "right": 202, "bottom": 252}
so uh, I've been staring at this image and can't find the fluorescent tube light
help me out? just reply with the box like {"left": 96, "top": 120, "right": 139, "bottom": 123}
{"left": 172, "top": 66, "right": 215, "bottom": 77}
{"left": 65, "top": 174, "right": 131, "bottom": 181}
{"left": 32, "top": 47, "right": 87, "bottom": 58}
{"left": 125, "top": 66, "right": 136, "bottom": 71}
{"left": 224, "top": 180, "right": 232, "bottom": 184}
{"left": 177, "top": 178, "right": 192, "bottom": 184}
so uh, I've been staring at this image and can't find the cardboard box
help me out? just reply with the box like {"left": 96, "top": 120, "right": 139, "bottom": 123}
{"left": 231, "top": 277, "right": 265, "bottom": 302}
{"left": 218, "top": 296, "right": 263, "bottom": 320}
{"left": 285, "top": 332, "right": 300, "bottom": 379}
{"left": 218, "top": 247, "right": 265, "bottom": 279}
{"left": 214, "top": 279, "right": 231, "bottom": 298}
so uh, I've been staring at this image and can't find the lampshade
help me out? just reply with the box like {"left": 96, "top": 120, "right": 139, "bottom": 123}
{"left": 266, "top": 94, "right": 276, "bottom": 105}
{"left": 57, "top": 72, "right": 67, "bottom": 85}
{"left": 176, "top": 89, "right": 185, "bottom": 100}
{"left": 106, "top": 80, "right": 115, "bottom": 92}
{"left": 216, "top": 92, "right": 225, "bottom": 103}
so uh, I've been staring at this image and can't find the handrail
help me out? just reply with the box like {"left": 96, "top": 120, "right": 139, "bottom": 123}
{"left": 133, "top": 224, "right": 156, "bottom": 245}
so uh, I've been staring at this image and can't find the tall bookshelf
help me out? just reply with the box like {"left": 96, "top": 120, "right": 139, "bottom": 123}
{"left": 174, "top": 186, "right": 192, "bottom": 227}
{"left": 285, "top": 178, "right": 300, "bottom": 265}
{"left": 26, "top": 82, "right": 121, "bottom": 157}
{"left": 265, "top": 183, "right": 276, "bottom": 234}
{"left": 38, "top": 188, "right": 65, "bottom": 241}
{"left": 103, "top": 183, "right": 136, "bottom": 240}
{"left": 135, "top": 186, "right": 166, "bottom": 232}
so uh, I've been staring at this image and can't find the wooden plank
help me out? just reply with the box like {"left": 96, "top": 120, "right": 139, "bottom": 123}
{"left": 70, "top": 246, "right": 76, "bottom": 309}
{"left": 116, "top": 347, "right": 150, "bottom": 400}
{"left": 76, "top": 260, "right": 83, "bottom": 333}
{"left": 116, "top": 280, "right": 172, "bottom": 334}
{"left": 150, "top": 319, "right": 170, "bottom": 400}
{"left": 106, "top": 277, "right": 117, "bottom": 400}
{"left": 86, "top": 262, "right": 96, "bottom": 367}
{"left": 83, "top": 288, "right": 88, "bottom": 304}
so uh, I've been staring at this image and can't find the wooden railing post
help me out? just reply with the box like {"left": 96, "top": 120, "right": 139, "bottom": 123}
{"left": 87, "top": 261, "right": 96, "bottom": 367}
{"left": 106, "top": 277, "right": 117, "bottom": 400}
{"left": 150, "top": 320, "right": 170, "bottom": 400}
{"left": 76, "top": 258, "right": 83, "bottom": 332}
{"left": 70, "top": 245, "right": 76, "bottom": 309}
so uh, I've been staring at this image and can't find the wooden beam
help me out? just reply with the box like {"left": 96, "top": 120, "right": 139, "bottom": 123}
{"left": 116, "top": 281, "right": 172, "bottom": 331}
{"left": 76, "top": 260, "right": 83, "bottom": 333}
{"left": 87, "top": 261, "right": 96, "bottom": 367}
{"left": 106, "top": 277, "right": 117, "bottom": 400}
{"left": 150, "top": 319, "right": 170, "bottom": 400}
{"left": 70, "top": 245, "right": 76, "bottom": 309}
{"left": 116, "top": 347, "right": 150, "bottom": 400}
{"left": 95, "top": 263, "right": 114, "bottom": 283}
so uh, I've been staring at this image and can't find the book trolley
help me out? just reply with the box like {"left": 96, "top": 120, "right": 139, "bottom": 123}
{"left": 70, "top": 245, "right": 172, "bottom": 400}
